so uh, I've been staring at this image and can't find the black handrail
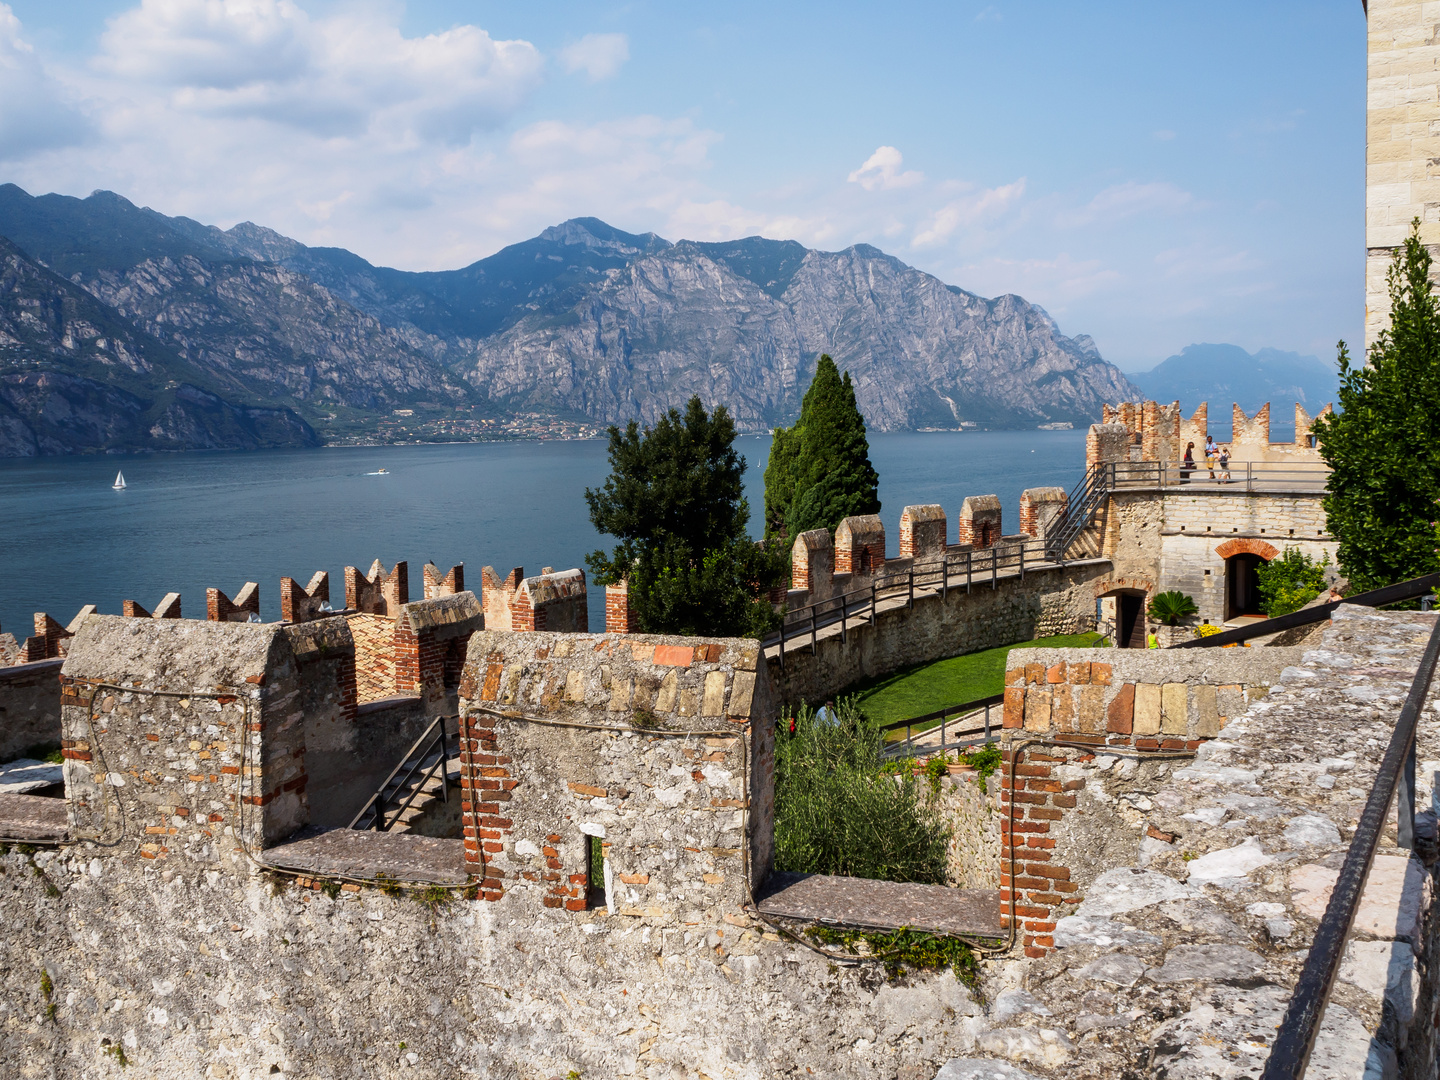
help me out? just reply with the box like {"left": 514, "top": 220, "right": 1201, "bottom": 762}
{"left": 348, "top": 714, "right": 456, "bottom": 831}
{"left": 1260, "top": 616, "right": 1440, "bottom": 1080}
{"left": 1044, "top": 463, "right": 1111, "bottom": 560}
{"left": 878, "top": 692, "right": 1005, "bottom": 760}
{"left": 1171, "top": 573, "right": 1440, "bottom": 649}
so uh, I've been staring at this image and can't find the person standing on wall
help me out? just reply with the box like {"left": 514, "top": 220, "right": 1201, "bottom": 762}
{"left": 1205, "top": 433, "right": 1218, "bottom": 479}
{"left": 1181, "top": 441, "right": 1196, "bottom": 483}
{"left": 1218, "top": 445, "right": 1231, "bottom": 484}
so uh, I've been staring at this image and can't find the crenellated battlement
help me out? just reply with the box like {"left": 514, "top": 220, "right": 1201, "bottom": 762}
{"left": 1091, "top": 398, "right": 1333, "bottom": 468}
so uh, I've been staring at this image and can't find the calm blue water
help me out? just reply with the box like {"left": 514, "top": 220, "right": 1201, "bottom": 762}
{"left": 0, "top": 430, "right": 1086, "bottom": 636}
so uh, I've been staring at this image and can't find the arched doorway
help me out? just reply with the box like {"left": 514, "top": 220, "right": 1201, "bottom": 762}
{"left": 1225, "top": 554, "right": 1265, "bottom": 621}
{"left": 1215, "top": 539, "right": 1279, "bottom": 622}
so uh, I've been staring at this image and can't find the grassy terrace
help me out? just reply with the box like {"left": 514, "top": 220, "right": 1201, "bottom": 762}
{"left": 852, "top": 632, "right": 1105, "bottom": 729}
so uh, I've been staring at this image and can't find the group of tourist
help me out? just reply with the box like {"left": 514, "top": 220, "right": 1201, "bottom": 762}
{"left": 1179, "top": 433, "right": 1232, "bottom": 483}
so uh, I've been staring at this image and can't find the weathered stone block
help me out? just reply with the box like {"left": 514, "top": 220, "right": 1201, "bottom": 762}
{"left": 656, "top": 670, "right": 678, "bottom": 712}
{"left": 1050, "top": 685, "right": 1075, "bottom": 732}
{"left": 1193, "top": 684, "right": 1221, "bottom": 738}
{"left": 1026, "top": 663, "right": 1044, "bottom": 686}
{"left": 729, "top": 671, "right": 756, "bottom": 718}
{"left": 1106, "top": 683, "right": 1134, "bottom": 735}
{"left": 1046, "top": 663, "right": 1066, "bottom": 684}
{"left": 1024, "top": 689, "right": 1052, "bottom": 732}
{"left": 702, "top": 670, "right": 726, "bottom": 716}
{"left": 1005, "top": 667, "right": 1025, "bottom": 687}
{"left": 1004, "top": 687, "right": 1026, "bottom": 729}
{"left": 1160, "top": 683, "right": 1188, "bottom": 735}
{"left": 1076, "top": 686, "right": 1105, "bottom": 733}
{"left": 1133, "top": 684, "right": 1162, "bottom": 736}
{"left": 1067, "top": 662, "right": 1090, "bottom": 685}
{"left": 564, "top": 669, "right": 585, "bottom": 702}
{"left": 1091, "top": 663, "right": 1112, "bottom": 686}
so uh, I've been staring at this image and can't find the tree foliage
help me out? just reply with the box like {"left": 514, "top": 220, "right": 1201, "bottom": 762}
{"left": 774, "top": 697, "right": 949, "bottom": 884}
{"left": 1256, "top": 547, "right": 1329, "bottom": 617}
{"left": 1314, "top": 220, "right": 1440, "bottom": 593}
{"left": 585, "top": 396, "right": 783, "bottom": 637}
{"left": 763, "top": 354, "right": 881, "bottom": 544}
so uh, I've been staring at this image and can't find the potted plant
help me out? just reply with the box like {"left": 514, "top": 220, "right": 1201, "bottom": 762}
{"left": 946, "top": 752, "right": 977, "bottom": 777}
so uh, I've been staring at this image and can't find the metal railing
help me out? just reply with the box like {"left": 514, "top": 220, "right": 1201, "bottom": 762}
{"left": 766, "top": 536, "right": 1062, "bottom": 666}
{"left": 1044, "top": 463, "right": 1112, "bottom": 561}
{"left": 1171, "top": 573, "right": 1440, "bottom": 649}
{"left": 1107, "top": 458, "right": 1329, "bottom": 492}
{"left": 878, "top": 693, "right": 1003, "bottom": 760}
{"left": 348, "top": 713, "right": 457, "bottom": 832}
{"left": 1259, "top": 616, "right": 1440, "bottom": 1080}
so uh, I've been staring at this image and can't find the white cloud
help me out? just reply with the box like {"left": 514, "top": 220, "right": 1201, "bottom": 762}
{"left": 1059, "top": 180, "right": 1195, "bottom": 229}
{"left": 0, "top": 4, "right": 90, "bottom": 159}
{"left": 560, "top": 33, "right": 629, "bottom": 82}
{"left": 93, "top": 0, "right": 544, "bottom": 141}
{"left": 848, "top": 146, "right": 923, "bottom": 191}
{"left": 911, "top": 179, "right": 1026, "bottom": 246}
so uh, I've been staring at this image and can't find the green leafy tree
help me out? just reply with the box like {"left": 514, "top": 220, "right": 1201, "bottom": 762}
{"left": 585, "top": 397, "right": 783, "bottom": 637}
{"left": 1256, "top": 547, "right": 1329, "bottom": 617}
{"left": 1147, "top": 591, "right": 1198, "bottom": 626}
{"left": 1314, "top": 219, "right": 1440, "bottom": 593}
{"left": 763, "top": 354, "right": 881, "bottom": 543}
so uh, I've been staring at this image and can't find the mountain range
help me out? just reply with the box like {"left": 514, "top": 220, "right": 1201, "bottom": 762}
{"left": 0, "top": 183, "right": 1140, "bottom": 456}
{"left": 1128, "top": 343, "right": 1339, "bottom": 432}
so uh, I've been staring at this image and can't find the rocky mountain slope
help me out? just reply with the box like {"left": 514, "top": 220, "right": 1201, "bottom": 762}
{"left": 0, "top": 183, "right": 1140, "bottom": 454}
{"left": 0, "top": 235, "right": 316, "bottom": 456}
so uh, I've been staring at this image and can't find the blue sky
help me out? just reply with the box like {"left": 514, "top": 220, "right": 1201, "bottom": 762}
{"left": 0, "top": 1, "right": 1364, "bottom": 371}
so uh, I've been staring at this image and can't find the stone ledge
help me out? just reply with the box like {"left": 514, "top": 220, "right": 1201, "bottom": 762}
{"left": 0, "top": 793, "right": 67, "bottom": 843}
{"left": 756, "top": 871, "right": 1001, "bottom": 938}
{"left": 263, "top": 826, "right": 469, "bottom": 885}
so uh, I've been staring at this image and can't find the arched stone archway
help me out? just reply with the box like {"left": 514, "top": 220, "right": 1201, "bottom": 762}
{"left": 1214, "top": 538, "right": 1279, "bottom": 561}
{"left": 1214, "top": 539, "right": 1277, "bottom": 620}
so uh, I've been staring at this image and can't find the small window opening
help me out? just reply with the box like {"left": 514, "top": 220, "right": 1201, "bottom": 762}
{"left": 1307, "top": 435, "right": 1317, "bottom": 448}
{"left": 585, "top": 834, "right": 606, "bottom": 908}
{"left": 1204, "top": 569, "right": 1211, "bottom": 576}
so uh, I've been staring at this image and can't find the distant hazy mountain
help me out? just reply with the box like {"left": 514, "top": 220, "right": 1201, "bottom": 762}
{"left": 0, "top": 183, "right": 1139, "bottom": 454}
{"left": 1129, "top": 343, "right": 1338, "bottom": 416}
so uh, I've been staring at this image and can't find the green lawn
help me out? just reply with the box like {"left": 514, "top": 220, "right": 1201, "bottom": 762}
{"left": 851, "top": 633, "right": 1105, "bottom": 728}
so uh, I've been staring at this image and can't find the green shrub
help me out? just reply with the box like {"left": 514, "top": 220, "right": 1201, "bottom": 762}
{"left": 774, "top": 697, "right": 949, "bottom": 884}
{"left": 1147, "top": 590, "right": 1198, "bottom": 626}
{"left": 1256, "top": 547, "right": 1330, "bottom": 617}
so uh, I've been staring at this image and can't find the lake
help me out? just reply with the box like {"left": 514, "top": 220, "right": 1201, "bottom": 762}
{"left": 0, "top": 429, "right": 1087, "bottom": 636}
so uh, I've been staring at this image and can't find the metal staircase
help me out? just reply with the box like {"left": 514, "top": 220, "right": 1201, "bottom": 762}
{"left": 348, "top": 714, "right": 460, "bottom": 833}
{"left": 1043, "top": 463, "right": 1113, "bottom": 562}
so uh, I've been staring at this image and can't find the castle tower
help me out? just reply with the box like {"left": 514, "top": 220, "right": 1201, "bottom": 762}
{"left": 1366, "top": 1, "right": 1440, "bottom": 346}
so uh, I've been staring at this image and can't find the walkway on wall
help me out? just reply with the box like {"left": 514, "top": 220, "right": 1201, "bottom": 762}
{"left": 756, "top": 872, "right": 1001, "bottom": 939}
{"left": 762, "top": 546, "right": 1108, "bottom": 669}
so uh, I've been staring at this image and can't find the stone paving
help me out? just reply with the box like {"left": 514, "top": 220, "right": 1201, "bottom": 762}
{"left": 932, "top": 604, "right": 1440, "bottom": 1079}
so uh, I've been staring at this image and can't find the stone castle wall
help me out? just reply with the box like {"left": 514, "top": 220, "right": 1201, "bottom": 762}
{"left": 1367, "top": 0, "right": 1440, "bottom": 346}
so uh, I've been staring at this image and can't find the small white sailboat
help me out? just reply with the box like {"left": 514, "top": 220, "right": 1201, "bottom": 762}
{"left": 112, "top": 470, "right": 127, "bottom": 490}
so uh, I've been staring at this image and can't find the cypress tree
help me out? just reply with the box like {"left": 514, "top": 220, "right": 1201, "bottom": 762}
{"left": 1313, "top": 219, "right": 1440, "bottom": 593}
{"left": 764, "top": 354, "right": 881, "bottom": 543}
